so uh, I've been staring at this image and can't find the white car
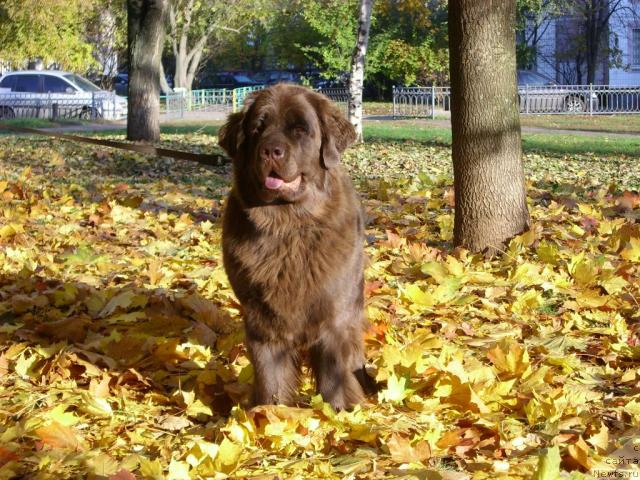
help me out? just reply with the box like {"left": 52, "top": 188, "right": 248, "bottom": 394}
{"left": 0, "top": 70, "right": 127, "bottom": 120}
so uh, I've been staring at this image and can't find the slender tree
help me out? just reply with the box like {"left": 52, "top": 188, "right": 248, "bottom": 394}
{"left": 166, "top": 0, "right": 269, "bottom": 91}
{"left": 570, "top": 0, "right": 636, "bottom": 85}
{"left": 448, "top": 0, "right": 530, "bottom": 254}
{"left": 516, "top": 0, "right": 564, "bottom": 70}
{"left": 127, "top": 0, "right": 168, "bottom": 142}
{"left": 348, "top": 0, "right": 374, "bottom": 142}
{"left": 86, "top": 0, "right": 127, "bottom": 89}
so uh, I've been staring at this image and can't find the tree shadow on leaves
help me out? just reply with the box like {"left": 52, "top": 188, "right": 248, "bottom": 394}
{"left": 0, "top": 272, "right": 249, "bottom": 421}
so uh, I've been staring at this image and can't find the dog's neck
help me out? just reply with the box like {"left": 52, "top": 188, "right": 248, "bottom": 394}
{"left": 231, "top": 169, "right": 341, "bottom": 234}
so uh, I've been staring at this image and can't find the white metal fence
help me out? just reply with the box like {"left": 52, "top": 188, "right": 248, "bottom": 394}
{"left": 6, "top": 84, "right": 637, "bottom": 122}
{"left": 393, "top": 84, "right": 640, "bottom": 118}
{"left": 393, "top": 86, "right": 450, "bottom": 119}
{"left": 0, "top": 91, "right": 125, "bottom": 120}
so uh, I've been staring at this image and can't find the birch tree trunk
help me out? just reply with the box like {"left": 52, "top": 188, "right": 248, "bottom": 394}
{"left": 448, "top": 0, "right": 530, "bottom": 254}
{"left": 348, "top": 0, "right": 374, "bottom": 143}
{"left": 127, "top": 0, "right": 167, "bottom": 142}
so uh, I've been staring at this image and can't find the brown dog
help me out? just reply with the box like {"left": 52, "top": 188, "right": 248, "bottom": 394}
{"left": 218, "top": 84, "right": 373, "bottom": 410}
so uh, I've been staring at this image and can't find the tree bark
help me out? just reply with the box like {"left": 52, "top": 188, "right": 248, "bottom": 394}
{"left": 348, "top": 0, "right": 374, "bottom": 143}
{"left": 448, "top": 0, "right": 530, "bottom": 254}
{"left": 127, "top": 0, "right": 167, "bottom": 142}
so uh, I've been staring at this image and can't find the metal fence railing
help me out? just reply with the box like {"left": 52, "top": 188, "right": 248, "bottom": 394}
{"left": 232, "top": 86, "right": 264, "bottom": 112}
{"left": 8, "top": 84, "right": 636, "bottom": 123}
{"left": 0, "top": 91, "right": 125, "bottom": 120}
{"left": 393, "top": 86, "right": 450, "bottom": 119}
{"left": 161, "top": 86, "right": 351, "bottom": 119}
{"left": 392, "top": 84, "right": 640, "bottom": 118}
{"left": 317, "top": 87, "right": 350, "bottom": 116}
{"left": 163, "top": 86, "right": 264, "bottom": 117}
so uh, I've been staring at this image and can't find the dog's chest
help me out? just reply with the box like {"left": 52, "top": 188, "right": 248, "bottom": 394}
{"left": 238, "top": 227, "right": 333, "bottom": 300}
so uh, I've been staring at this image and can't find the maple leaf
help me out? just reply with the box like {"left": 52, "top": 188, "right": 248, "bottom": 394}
{"left": 532, "top": 446, "right": 561, "bottom": 480}
{"left": 79, "top": 391, "right": 113, "bottom": 418}
{"left": 621, "top": 237, "right": 640, "bottom": 262}
{"left": 402, "top": 284, "right": 434, "bottom": 307}
{"left": 386, "top": 433, "right": 431, "bottom": 464}
{"left": 35, "top": 421, "right": 84, "bottom": 451}
{"left": 566, "top": 436, "right": 592, "bottom": 470}
{"left": 108, "top": 470, "right": 137, "bottom": 480}
{"left": 0, "top": 447, "right": 19, "bottom": 467}
{"left": 87, "top": 453, "right": 120, "bottom": 477}
{"left": 45, "top": 405, "right": 80, "bottom": 426}
{"left": 487, "top": 340, "right": 531, "bottom": 379}
{"left": 378, "top": 373, "right": 413, "bottom": 404}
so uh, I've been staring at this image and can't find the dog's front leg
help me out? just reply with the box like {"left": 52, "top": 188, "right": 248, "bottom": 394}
{"left": 310, "top": 330, "right": 365, "bottom": 411}
{"left": 247, "top": 336, "right": 300, "bottom": 406}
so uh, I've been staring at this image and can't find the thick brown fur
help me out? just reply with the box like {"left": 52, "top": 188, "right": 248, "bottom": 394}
{"left": 219, "top": 84, "right": 374, "bottom": 410}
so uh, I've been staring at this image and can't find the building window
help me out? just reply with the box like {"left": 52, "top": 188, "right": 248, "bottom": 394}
{"left": 633, "top": 28, "right": 640, "bottom": 67}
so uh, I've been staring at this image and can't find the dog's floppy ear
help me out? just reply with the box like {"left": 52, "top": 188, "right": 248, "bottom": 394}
{"left": 218, "top": 111, "right": 245, "bottom": 158}
{"left": 312, "top": 93, "right": 357, "bottom": 169}
{"left": 218, "top": 92, "right": 258, "bottom": 158}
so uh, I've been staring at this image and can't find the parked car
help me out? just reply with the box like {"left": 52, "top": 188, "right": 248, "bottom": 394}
{"left": 252, "top": 70, "right": 303, "bottom": 85}
{"left": 517, "top": 70, "right": 598, "bottom": 113}
{"left": 114, "top": 72, "right": 173, "bottom": 96}
{"left": 114, "top": 73, "right": 128, "bottom": 96}
{"left": 311, "top": 72, "right": 349, "bottom": 90}
{"left": 0, "top": 70, "right": 127, "bottom": 120}
{"left": 196, "top": 73, "right": 259, "bottom": 90}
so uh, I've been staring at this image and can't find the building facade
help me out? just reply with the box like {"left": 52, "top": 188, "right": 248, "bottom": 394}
{"left": 522, "top": 0, "right": 640, "bottom": 85}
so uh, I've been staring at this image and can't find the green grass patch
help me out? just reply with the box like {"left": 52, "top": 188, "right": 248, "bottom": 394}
{"left": 160, "top": 122, "right": 222, "bottom": 136}
{"left": 520, "top": 114, "right": 640, "bottom": 134}
{"left": 522, "top": 131, "right": 640, "bottom": 157}
{"left": 364, "top": 122, "right": 452, "bottom": 145}
{"left": 71, "top": 122, "right": 223, "bottom": 138}
{"left": 0, "top": 117, "right": 83, "bottom": 131}
{"left": 364, "top": 121, "right": 640, "bottom": 157}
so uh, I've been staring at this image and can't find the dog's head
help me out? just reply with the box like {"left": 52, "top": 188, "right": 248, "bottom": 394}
{"left": 218, "top": 84, "right": 356, "bottom": 205}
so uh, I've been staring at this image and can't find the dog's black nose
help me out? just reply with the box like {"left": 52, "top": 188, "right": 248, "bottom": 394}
{"left": 261, "top": 142, "right": 286, "bottom": 161}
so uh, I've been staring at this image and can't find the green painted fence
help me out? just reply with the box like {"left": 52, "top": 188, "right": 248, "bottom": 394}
{"left": 162, "top": 86, "right": 264, "bottom": 116}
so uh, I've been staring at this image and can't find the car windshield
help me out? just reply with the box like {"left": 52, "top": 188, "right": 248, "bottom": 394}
{"left": 63, "top": 74, "right": 101, "bottom": 92}
{"left": 234, "top": 75, "right": 253, "bottom": 83}
{"left": 518, "top": 71, "right": 554, "bottom": 85}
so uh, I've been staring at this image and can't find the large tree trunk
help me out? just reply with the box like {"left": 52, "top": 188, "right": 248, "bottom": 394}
{"left": 348, "top": 0, "right": 374, "bottom": 143}
{"left": 127, "top": 0, "right": 167, "bottom": 142}
{"left": 448, "top": 0, "right": 530, "bottom": 254}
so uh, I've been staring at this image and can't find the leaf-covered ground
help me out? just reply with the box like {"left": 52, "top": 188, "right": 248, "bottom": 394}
{"left": 0, "top": 132, "right": 639, "bottom": 479}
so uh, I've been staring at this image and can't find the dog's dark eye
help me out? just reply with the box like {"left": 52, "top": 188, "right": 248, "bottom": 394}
{"left": 291, "top": 124, "right": 308, "bottom": 136}
{"left": 251, "top": 122, "right": 265, "bottom": 136}
{"left": 250, "top": 113, "right": 268, "bottom": 136}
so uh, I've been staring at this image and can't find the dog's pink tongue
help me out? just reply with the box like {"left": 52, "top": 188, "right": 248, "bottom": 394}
{"left": 265, "top": 176, "right": 284, "bottom": 190}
